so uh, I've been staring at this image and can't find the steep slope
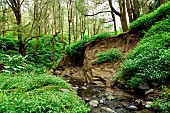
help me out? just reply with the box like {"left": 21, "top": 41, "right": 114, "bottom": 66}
{"left": 53, "top": 30, "right": 142, "bottom": 87}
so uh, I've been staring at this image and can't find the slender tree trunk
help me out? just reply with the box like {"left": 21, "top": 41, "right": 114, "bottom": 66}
{"left": 52, "top": 35, "right": 55, "bottom": 64}
{"left": 34, "top": 0, "right": 39, "bottom": 40}
{"left": 110, "top": 11, "right": 117, "bottom": 32}
{"left": 126, "top": 0, "right": 133, "bottom": 22}
{"left": 2, "top": 5, "right": 6, "bottom": 37}
{"left": 75, "top": 11, "right": 78, "bottom": 42}
{"left": 133, "top": 0, "right": 139, "bottom": 20}
{"left": 118, "top": 0, "right": 128, "bottom": 32}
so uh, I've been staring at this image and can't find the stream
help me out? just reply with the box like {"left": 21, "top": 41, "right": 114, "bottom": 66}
{"left": 68, "top": 78, "right": 159, "bottom": 113}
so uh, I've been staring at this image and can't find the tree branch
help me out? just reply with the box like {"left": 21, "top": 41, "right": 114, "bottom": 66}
{"left": 85, "top": 11, "right": 112, "bottom": 16}
{"left": 108, "top": 0, "right": 121, "bottom": 17}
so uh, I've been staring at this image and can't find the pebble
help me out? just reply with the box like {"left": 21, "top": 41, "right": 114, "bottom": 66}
{"left": 81, "top": 86, "right": 87, "bottom": 90}
{"left": 100, "top": 107, "right": 117, "bottom": 113}
{"left": 145, "top": 101, "right": 153, "bottom": 108}
{"left": 89, "top": 100, "right": 99, "bottom": 107}
{"left": 106, "top": 95, "right": 116, "bottom": 100}
{"left": 127, "top": 105, "right": 138, "bottom": 110}
{"left": 99, "top": 99, "right": 104, "bottom": 104}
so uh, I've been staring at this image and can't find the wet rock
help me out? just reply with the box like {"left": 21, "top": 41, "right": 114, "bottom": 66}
{"left": 60, "top": 89, "right": 70, "bottom": 93}
{"left": 89, "top": 100, "right": 99, "bottom": 107}
{"left": 72, "top": 85, "right": 79, "bottom": 90}
{"left": 84, "top": 98, "right": 90, "bottom": 102}
{"left": 145, "top": 89, "right": 154, "bottom": 95}
{"left": 145, "top": 101, "right": 153, "bottom": 108}
{"left": 100, "top": 107, "right": 117, "bottom": 113}
{"left": 127, "top": 105, "right": 138, "bottom": 111}
{"left": 106, "top": 95, "right": 116, "bottom": 100}
{"left": 81, "top": 86, "right": 87, "bottom": 90}
{"left": 99, "top": 99, "right": 104, "bottom": 104}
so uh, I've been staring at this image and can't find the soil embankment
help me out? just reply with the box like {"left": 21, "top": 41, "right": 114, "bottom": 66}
{"left": 53, "top": 30, "right": 141, "bottom": 87}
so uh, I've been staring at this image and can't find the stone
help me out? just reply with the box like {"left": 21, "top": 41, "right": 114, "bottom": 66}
{"left": 106, "top": 95, "right": 116, "bottom": 100}
{"left": 84, "top": 98, "right": 90, "bottom": 102}
{"left": 60, "top": 89, "right": 70, "bottom": 93}
{"left": 81, "top": 86, "right": 87, "bottom": 90}
{"left": 72, "top": 85, "right": 79, "bottom": 90}
{"left": 99, "top": 99, "right": 104, "bottom": 104}
{"left": 100, "top": 107, "right": 117, "bottom": 113}
{"left": 145, "top": 89, "right": 154, "bottom": 95}
{"left": 89, "top": 100, "right": 99, "bottom": 107}
{"left": 127, "top": 105, "right": 138, "bottom": 110}
{"left": 145, "top": 101, "right": 153, "bottom": 108}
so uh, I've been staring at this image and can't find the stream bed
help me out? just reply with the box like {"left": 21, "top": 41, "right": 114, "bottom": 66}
{"left": 68, "top": 78, "right": 159, "bottom": 113}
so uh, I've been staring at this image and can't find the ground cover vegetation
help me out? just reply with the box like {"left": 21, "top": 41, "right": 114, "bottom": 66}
{"left": 96, "top": 48, "right": 122, "bottom": 64}
{"left": 118, "top": 2, "right": 170, "bottom": 112}
{"left": 0, "top": 35, "right": 90, "bottom": 113}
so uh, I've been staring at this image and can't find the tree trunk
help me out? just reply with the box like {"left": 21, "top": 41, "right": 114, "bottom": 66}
{"left": 126, "top": 0, "right": 133, "bottom": 22}
{"left": 118, "top": 0, "right": 128, "bottom": 32}
{"left": 34, "top": 0, "right": 39, "bottom": 40}
{"left": 133, "top": 0, "right": 139, "bottom": 20}
{"left": 2, "top": 5, "right": 6, "bottom": 37}
{"left": 110, "top": 11, "right": 117, "bottom": 32}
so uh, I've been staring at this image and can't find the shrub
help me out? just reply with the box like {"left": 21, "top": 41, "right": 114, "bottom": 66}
{"left": 96, "top": 48, "right": 122, "bottom": 64}
{"left": 0, "top": 37, "right": 18, "bottom": 51}
{"left": 0, "top": 74, "right": 90, "bottom": 113}
{"left": 120, "top": 33, "right": 170, "bottom": 88}
{"left": 26, "top": 35, "right": 63, "bottom": 68}
{"left": 129, "top": 2, "right": 170, "bottom": 31}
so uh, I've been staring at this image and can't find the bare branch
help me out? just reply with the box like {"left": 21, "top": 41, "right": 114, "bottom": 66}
{"left": 85, "top": 11, "right": 112, "bottom": 16}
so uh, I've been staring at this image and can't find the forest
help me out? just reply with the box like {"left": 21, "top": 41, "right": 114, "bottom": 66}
{"left": 0, "top": 0, "right": 170, "bottom": 113}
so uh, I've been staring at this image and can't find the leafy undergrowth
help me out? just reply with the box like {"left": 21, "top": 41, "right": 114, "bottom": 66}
{"left": 119, "top": 2, "right": 170, "bottom": 89}
{"left": 152, "top": 87, "right": 170, "bottom": 113}
{"left": 0, "top": 73, "right": 90, "bottom": 113}
{"left": 129, "top": 2, "right": 170, "bottom": 31}
{"left": 96, "top": 48, "right": 122, "bottom": 64}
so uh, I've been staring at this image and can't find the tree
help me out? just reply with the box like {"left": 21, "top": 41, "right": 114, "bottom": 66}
{"left": 6, "top": 0, "right": 25, "bottom": 56}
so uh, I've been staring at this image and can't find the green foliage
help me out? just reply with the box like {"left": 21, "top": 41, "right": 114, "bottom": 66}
{"left": 129, "top": 2, "right": 170, "bottom": 31}
{"left": 145, "top": 17, "right": 170, "bottom": 37}
{"left": 96, "top": 48, "right": 122, "bottom": 64}
{"left": 0, "top": 36, "right": 18, "bottom": 53}
{"left": 26, "top": 35, "right": 63, "bottom": 67}
{"left": 152, "top": 88, "right": 170, "bottom": 113}
{"left": 0, "top": 74, "right": 90, "bottom": 113}
{"left": 0, "top": 54, "right": 26, "bottom": 74}
{"left": 120, "top": 33, "right": 170, "bottom": 88}
{"left": 90, "top": 32, "right": 114, "bottom": 41}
